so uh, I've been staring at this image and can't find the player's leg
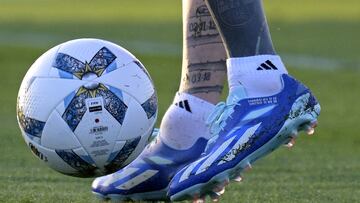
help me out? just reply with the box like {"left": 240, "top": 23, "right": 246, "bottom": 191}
{"left": 161, "top": 0, "right": 227, "bottom": 150}
{"left": 179, "top": 0, "right": 226, "bottom": 104}
{"left": 91, "top": 0, "right": 227, "bottom": 201}
{"left": 205, "top": 0, "right": 276, "bottom": 57}
{"left": 204, "top": 0, "right": 285, "bottom": 98}
{"left": 169, "top": 0, "right": 321, "bottom": 201}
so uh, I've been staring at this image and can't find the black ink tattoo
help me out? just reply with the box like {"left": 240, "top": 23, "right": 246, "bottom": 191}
{"left": 205, "top": 0, "right": 276, "bottom": 57}
{"left": 187, "top": 60, "right": 226, "bottom": 72}
{"left": 189, "top": 5, "right": 218, "bottom": 38}
{"left": 183, "top": 85, "right": 224, "bottom": 94}
{"left": 184, "top": 71, "right": 212, "bottom": 85}
{"left": 216, "top": 0, "right": 254, "bottom": 26}
{"left": 196, "top": 5, "right": 211, "bottom": 17}
{"left": 189, "top": 18, "right": 217, "bottom": 37}
{"left": 187, "top": 35, "right": 223, "bottom": 48}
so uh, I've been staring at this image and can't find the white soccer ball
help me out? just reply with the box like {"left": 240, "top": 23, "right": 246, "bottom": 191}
{"left": 16, "top": 39, "right": 157, "bottom": 177}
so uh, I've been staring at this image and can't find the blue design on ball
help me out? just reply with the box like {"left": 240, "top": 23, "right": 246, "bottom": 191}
{"left": 53, "top": 53, "right": 85, "bottom": 77}
{"left": 88, "top": 47, "right": 117, "bottom": 73}
{"left": 17, "top": 108, "right": 46, "bottom": 138}
{"left": 53, "top": 47, "right": 117, "bottom": 79}
{"left": 104, "top": 136, "right": 141, "bottom": 173}
{"left": 62, "top": 90, "right": 88, "bottom": 132}
{"left": 134, "top": 60, "right": 151, "bottom": 78}
{"left": 99, "top": 87, "right": 128, "bottom": 125}
{"left": 54, "top": 47, "right": 133, "bottom": 130}
{"left": 62, "top": 85, "right": 128, "bottom": 131}
{"left": 141, "top": 93, "right": 157, "bottom": 119}
{"left": 55, "top": 149, "right": 97, "bottom": 177}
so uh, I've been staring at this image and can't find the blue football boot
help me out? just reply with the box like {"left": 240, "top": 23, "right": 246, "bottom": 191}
{"left": 169, "top": 74, "right": 321, "bottom": 201}
{"left": 92, "top": 128, "right": 209, "bottom": 201}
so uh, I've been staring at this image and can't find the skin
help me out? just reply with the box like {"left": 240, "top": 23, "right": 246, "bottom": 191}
{"left": 179, "top": 0, "right": 227, "bottom": 104}
{"left": 204, "top": 0, "right": 276, "bottom": 57}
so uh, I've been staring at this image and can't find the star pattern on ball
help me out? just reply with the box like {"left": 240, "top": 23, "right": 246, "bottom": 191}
{"left": 53, "top": 47, "right": 117, "bottom": 80}
{"left": 76, "top": 83, "right": 107, "bottom": 98}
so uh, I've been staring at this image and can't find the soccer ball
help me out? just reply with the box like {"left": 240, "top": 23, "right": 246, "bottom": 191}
{"left": 16, "top": 39, "right": 157, "bottom": 177}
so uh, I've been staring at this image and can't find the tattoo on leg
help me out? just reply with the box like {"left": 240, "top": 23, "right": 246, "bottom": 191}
{"left": 187, "top": 60, "right": 226, "bottom": 72}
{"left": 255, "top": 20, "right": 267, "bottom": 55}
{"left": 215, "top": 0, "right": 254, "bottom": 27}
{"left": 189, "top": 5, "right": 218, "bottom": 37}
{"left": 183, "top": 85, "right": 224, "bottom": 94}
{"left": 179, "top": 0, "right": 227, "bottom": 103}
{"left": 182, "top": 1, "right": 227, "bottom": 88}
{"left": 183, "top": 71, "right": 212, "bottom": 85}
{"left": 187, "top": 3, "right": 225, "bottom": 48}
{"left": 187, "top": 36, "right": 224, "bottom": 48}
{"left": 181, "top": 60, "right": 226, "bottom": 87}
{"left": 205, "top": 0, "right": 276, "bottom": 57}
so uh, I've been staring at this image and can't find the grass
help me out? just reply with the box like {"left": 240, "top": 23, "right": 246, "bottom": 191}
{"left": 0, "top": 0, "right": 359, "bottom": 202}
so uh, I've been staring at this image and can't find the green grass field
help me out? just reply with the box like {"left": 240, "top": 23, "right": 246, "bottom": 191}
{"left": 0, "top": 0, "right": 359, "bottom": 202}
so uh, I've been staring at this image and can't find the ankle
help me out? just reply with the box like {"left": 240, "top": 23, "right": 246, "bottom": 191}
{"left": 227, "top": 55, "right": 288, "bottom": 97}
{"left": 159, "top": 92, "right": 215, "bottom": 150}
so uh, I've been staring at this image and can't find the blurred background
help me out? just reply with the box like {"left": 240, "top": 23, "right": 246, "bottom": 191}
{"left": 0, "top": 0, "right": 359, "bottom": 202}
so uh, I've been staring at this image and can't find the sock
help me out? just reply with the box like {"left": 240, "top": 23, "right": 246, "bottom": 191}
{"left": 159, "top": 92, "right": 215, "bottom": 150}
{"left": 227, "top": 55, "right": 288, "bottom": 98}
